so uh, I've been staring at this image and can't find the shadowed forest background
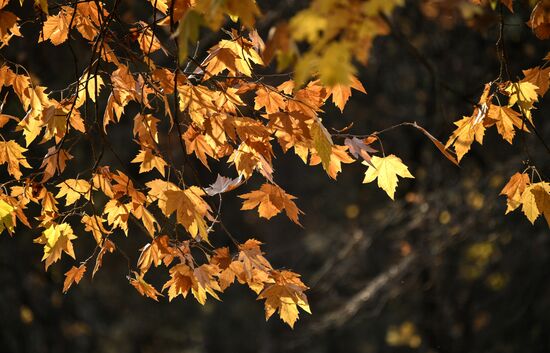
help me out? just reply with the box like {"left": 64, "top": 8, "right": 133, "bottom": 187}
{"left": 1, "top": 1, "right": 549, "bottom": 352}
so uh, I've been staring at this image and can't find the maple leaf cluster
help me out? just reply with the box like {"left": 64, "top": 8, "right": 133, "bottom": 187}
{"left": 0, "top": 0, "right": 548, "bottom": 329}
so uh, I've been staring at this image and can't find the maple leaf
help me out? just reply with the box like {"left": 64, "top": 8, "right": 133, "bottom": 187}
{"left": 82, "top": 214, "right": 111, "bottom": 244}
{"left": 40, "top": 7, "right": 74, "bottom": 45}
{"left": 0, "top": 199, "right": 15, "bottom": 235}
{"left": 505, "top": 81, "right": 539, "bottom": 118}
{"left": 0, "top": 11, "right": 21, "bottom": 47}
{"left": 232, "top": 239, "right": 274, "bottom": 293}
{"left": 63, "top": 265, "right": 86, "bottom": 293}
{"left": 40, "top": 147, "right": 73, "bottom": 182}
{"left": 131, "top": 149, "right": 167, "bottom": 176}
{"left": 130, "top": 272, "right": 163, "bottom": 301}
{"left": 344, "top": 137, "right": 377, "bottom": 164}
{"left": 33, "top": 223, "right": 77, "bottom": 270}
{"left": 183, "top": 126, "right": 216, "bottom": 169}
{"left": 362, "top": 154, "right": 414, "bottom": 200}
{"left": 310, "top": 145, "right": 355, "bottom": 180}
{"left": 137, "top": 236, "right": 175, "bottom": 272}
{"left": 254, "top": 86, "right": 286, "bottom": 114}
{"left": 326, "top": 74, "right": 367, "bottom": 112}
{"left": 163, "top": 263, "right": 195, "bottom": 301}
{"left": 486, "top": 105, "right": 525, "bottom": 144}
{"left": 522, "top": 66, "right": 550, "bottom": 96}
{"left": 258, "top": 270, "right": 311, "bottom": 328}
{"left": 445, "top": 114, "right": 486, "bottom": 162}
{"left": 0, "top": 140, "right": 31, "bottom": 179}
{"left": 240, "top": 183, "right": 302, "bottom": 224}
{"left": 205, "top": 174, "right": 243, "bottom": 196}
{"left": 162, "top": 186, "right": 213, "bottom": 241}
{"left": 500, "top": 172, "right": 530, "bottom": 214}
{"left": 56, "top": 179, "right": 91, "bottom": 206}
{"left": 192, "top": 264, "right": 222, "bottom": 304}
{"left": 103, "top": 199, "right": 130, "bottom": 235}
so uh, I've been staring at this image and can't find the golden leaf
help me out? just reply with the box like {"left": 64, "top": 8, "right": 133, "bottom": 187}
{"left": 33, "top": 223, "right": 77, "bottom": 270}
{"left": 0, "top": 140, "right": 31, "bottom": 180}
{"left": 362, "top": 154, "right": 414, "bottom": 200}
{"left": 239, "top": 183, "right": 302, "bottom": 224}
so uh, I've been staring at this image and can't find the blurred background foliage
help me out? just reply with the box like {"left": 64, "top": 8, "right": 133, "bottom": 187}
{"left": 1, "top": 0, "right": 549, "bottom": 352}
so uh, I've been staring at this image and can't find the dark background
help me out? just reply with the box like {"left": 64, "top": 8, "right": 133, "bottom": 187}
{"left": 1, "top": 1, "right": 549, "bottom": 352}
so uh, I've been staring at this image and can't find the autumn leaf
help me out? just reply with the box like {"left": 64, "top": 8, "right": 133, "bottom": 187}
{"left": 311, "top": 118, "right": 334, "bottom": 172}
{"left": 240, "top": 183, "right": 302, "bottom": 224}
{"left": 33, "top": 223, "right": 77, "bottom": 270}
{"left": 445, "top": 114, "right": 486, "bottom": 162}
{"left": 131, "top": 149, "right": 167, "bottom": 176}
{"left": 486, "top": 105, "right": 525, "bottom": 144}
{"left": 162, "top": 263, "right": 194, "bottom": 301}
{"left": 532, "top": 183, "right": 550, "bottom": 227}
{"left": 326, "top": 74, "right": 367, "bottom": 112}
{"left": 81, "top": 214, "right": 111, "bottom": 244}
{"left": 56, "top": 179, "right": 91, "bottom": 206}
{"left": 63, "top": 264, "right": 86, "bottom": 293}
{"left": 162, "top": 186, "right": 213, "bottom": 241}
{"left": 500, "top": 172, "right": 530, "bottom": 214}
{"left": 0, "top": 199, "right": 15, "bottom": 235}
{"left": 40, "top": 7, "right": 73, "bottom": 45}
{"left": 0, "top": 140, "right": 31, "bottom": 179}
{"left": 258, "top": 270, "right": 311, "bottom": 328}
{"left": 309, "top": 145, "right": 355, "bottom": 180}
{"left": 93, "top": 239, "right": 115, "bottom": 277}
{"left": 192, "top": 264, "right": 222, "bottom": 304}
{"left": 254, "top": 86, "right": 286, "bottom": 114}
{"left": 130, "top": 271, "right": 163, "bottom": 301}
{"left": 522, "top": 66, "right": 550, "bottom": 96}
{"left": 521, "top": 185, "right": 539, "bottom": 224}
{"left": 362, "top": 154, "right": 414, "bottom": 200}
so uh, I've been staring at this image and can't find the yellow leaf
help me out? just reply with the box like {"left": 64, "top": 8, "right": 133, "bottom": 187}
{"left": 40, "top": 7, "right": 74, "bottom": 45}
{"left": 240, "top": 183, "right": 302, "bottom": 224}
{"left": 486, "top": 105, "right": 525, "bottom": 144}
{"left": 56, "top": 179, "right": 91, "bottom": 206}
{"left": 500, "top": 172, "right": 530, "bottom": 214}
{"left": 0, "top": 199, "right": 15, "bottom": 235}
{"left": 0, "top": 140, "right": 31, "bottom": 180}
{"left": 362, "top": 154, "right": 414, "bottom": 200}
{"left": 33, "top": 223, "right": 77, "bottom": 270}
{"left": 521, "top": 185, "right": 540, "bottom": 224}
{"left": 81, "top": 214, "right": 110, "bottom": 244}
{"left": 162, "top": 263, "right": 194, "bottom": 301}
{"left": 319, "top": 42, "right": 356, "bottom": 87}
{"left": 258, "top": 270, "right": 310, "bottom": 328}
{"left": 131, "top": 149, "right": 167, "bottom": 176}
{"left": 311, "top": 118, "right": 334, "bottom": 172}
{"left": 327, "top": 74, "right": 367, "bottom": 112}
{"left": 162, "top": 186, "right": 213, "bottom": 241}
{"left": 445, "top": 114, "right": 486, "bottom": 162}
{"left": 192, "top": 264, "right": 222, "bottom": 304}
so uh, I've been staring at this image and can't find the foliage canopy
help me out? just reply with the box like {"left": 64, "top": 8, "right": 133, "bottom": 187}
{"left": 0, "top": 0, "right": 548, "bottom": 328}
